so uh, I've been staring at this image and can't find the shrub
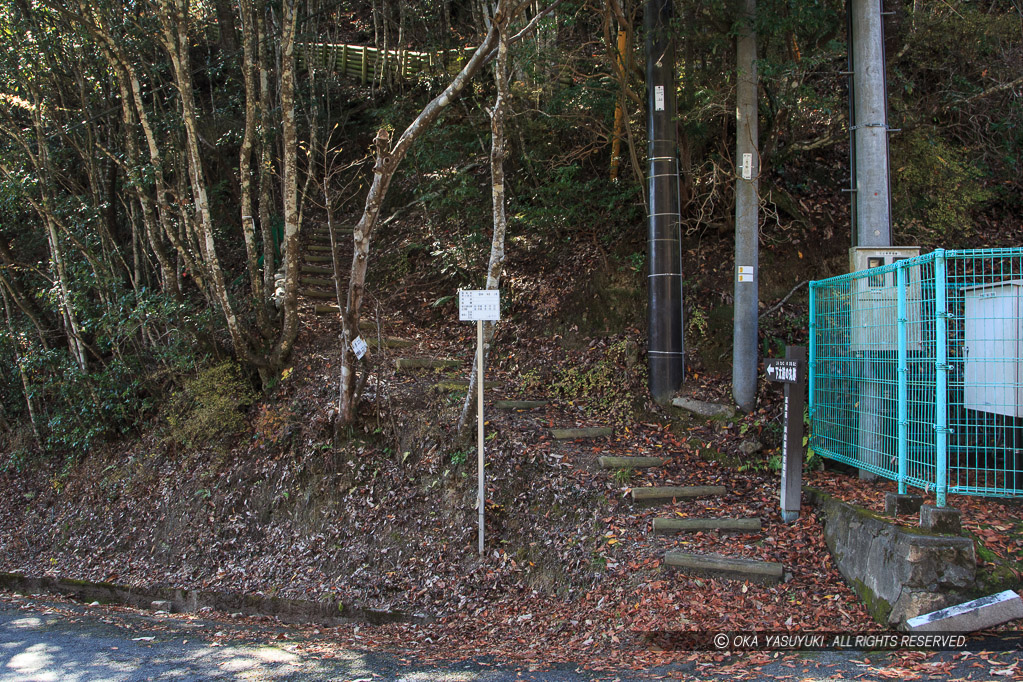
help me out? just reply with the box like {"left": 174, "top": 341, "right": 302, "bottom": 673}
{"left": 167, "top": 361, "right": 256, "bottom": 449}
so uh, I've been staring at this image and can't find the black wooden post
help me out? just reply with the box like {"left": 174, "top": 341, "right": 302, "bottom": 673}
{"left": 766, "top": 345, "right": 807, "bottom": 522}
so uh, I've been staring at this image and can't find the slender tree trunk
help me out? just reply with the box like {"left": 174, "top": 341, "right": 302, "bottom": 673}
{"left": 337, "top": 1, "right": 510, "bottom": 426}
{"left": 2, "top": 289, "right": 43, "bottom": 451}
{"left": 238, "top": 0, "right": 270, "bottom": 333}
{"left": 458, "top": 10, "right": 511, "bottom": 435}
{"left": 271, "top": 0, "right": 301, "bottom": 366}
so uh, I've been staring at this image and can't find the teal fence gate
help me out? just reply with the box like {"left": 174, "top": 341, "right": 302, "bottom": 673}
{"left": 809, "top": 248, "right": 1023, "bottom": 505}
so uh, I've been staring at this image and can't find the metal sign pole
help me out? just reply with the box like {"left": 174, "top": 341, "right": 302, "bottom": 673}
{"left": 477, "top": 319, "right": 485, "bottom": 555}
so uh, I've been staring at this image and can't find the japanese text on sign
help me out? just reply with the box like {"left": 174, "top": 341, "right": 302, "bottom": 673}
{"left": 351, "top": 336, "right": 367, "bottom": 360}
{"left": 459, "top": 289, "right": 501, "bottom": 321}
{"left": 766, "top": 359, "right": 799, "bottom": 383}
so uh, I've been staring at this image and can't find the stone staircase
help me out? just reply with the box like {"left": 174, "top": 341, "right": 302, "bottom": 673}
{"left": 604, "top": 443, "right": 784, "bottom": 586}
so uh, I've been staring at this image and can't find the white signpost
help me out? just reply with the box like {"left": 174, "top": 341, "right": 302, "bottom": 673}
{"left": 458, "top": 289, "right": 500, "bottom": 555}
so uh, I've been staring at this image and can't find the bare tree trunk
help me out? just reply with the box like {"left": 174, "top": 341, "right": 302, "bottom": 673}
{"left": 238, "top": 0, "right": 270, "bottom": 333}
{"left": 271, "top": 0, "right": 301, "bottom": 366}
{"left": 458, "top": 9, "right": 511, "bottom": 435}
{"left": 337, "top": 0, "right": 511, "bottom": 427}
{"left": 257, "top": 0, "right": 277, "bottom": 305}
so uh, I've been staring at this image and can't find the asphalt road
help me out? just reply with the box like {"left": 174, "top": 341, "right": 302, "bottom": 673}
{"left": 2, "top": 592, "right": 1021, "bottom": 681}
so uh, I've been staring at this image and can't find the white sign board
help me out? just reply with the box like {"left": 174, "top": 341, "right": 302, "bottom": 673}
{"left": 459, "top": 289, "right": 500, "bottom": 321}
{"left": 737, "top": 265, "right": 754, "bottom": 283}
{"left": 351, "top": 336, "right": 368, "bottom": 360}
{"left": 654, "top": 85, "right": 665, "bottom": 112}
{"left": 741, "top": 153, "right": 753, "bottom": 180}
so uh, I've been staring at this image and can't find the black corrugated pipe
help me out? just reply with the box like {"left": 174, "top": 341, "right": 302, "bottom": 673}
{"left": 645, "top": 0, "right": 683, "bottom": 404}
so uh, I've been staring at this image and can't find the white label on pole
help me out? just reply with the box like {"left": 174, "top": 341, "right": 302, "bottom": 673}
{"left": 654, "top": 85, "right": 665, "bottom": 111}
{"left": 741, "top": 153, "right": 753, "bottom": 180}
{"left": 351, "top": 336, "right": 367, "bottom": 359}
{"left": 737, "top": 266, "right": 754, "bottom": 283}
{"left": 459, "top": 289, "right": 500, "bottom": 321}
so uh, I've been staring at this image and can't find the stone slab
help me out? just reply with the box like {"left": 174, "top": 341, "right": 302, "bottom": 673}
{"left": 631, "top": 485, "right": 726, "bottom": 507}
{"left": 906, "top": 590, "right": 1023, "bottom": 633}
{"left": 549, "top": 427, "right": 613, "bottom": 440}
{"left": 664, "top": 551, "right": 783, "bottom": 585}
{"left": 598, "top": 456, "right": 668, "bottom": 469}
{"left": 671, "top": 397, "right": 736, "bottom": 420}
{"left": 653, "top": 517, "right": 761, "bottom": 535}
{"left": 494, "top": 400, "right": 547, "bottom": 410}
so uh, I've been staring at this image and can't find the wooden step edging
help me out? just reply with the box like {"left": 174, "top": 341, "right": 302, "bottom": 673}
{"left": 395, "top": 358, "right": 460, "bottom": 371}
{"left": 300, "top": 289, "right": 336, "bottom": 299}
{"left": 305, "top": 255, "right": 332, "bottom": 263}
{"left": 550, "top": 427, "right": 613, "bottom": 440}
{"left": 652, "top": 517, "right": 761, "bottom": 535}
{"left": 300, "top": 277, "right": 335, "bottom": 287}
{"left": 663, "top": 551, "right": 783, "bottom": 585}
{"left": 598, "top": 456, "right": 668, "bottom": 469}
{"left": 494, "top": 400, "right": 547, "bottom": 410}
{"left": 631, "top": 485, "right": 726, "bottom": 507}
{"left": 307, "top": 245, "right": 333, "bottom": 252}
{"left": 302, "top": 265, "right": 334, "bottom": 275}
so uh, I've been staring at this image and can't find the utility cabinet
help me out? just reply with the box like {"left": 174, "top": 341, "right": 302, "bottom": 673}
{"left": 964, "top": 280, "right": 1023, "bottom": 418}
{"left": 849, "top": 246, "right": 922, "bottom": 352}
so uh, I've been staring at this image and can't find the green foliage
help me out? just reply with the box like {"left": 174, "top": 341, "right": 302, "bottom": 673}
{"left": 167, "top": 361, "right": 256, "bottom": 449}
{"left": 893, "top": 131, "right": 993, "bottom": 245}
{"left": 547, "top": 339, "right": 645, "bottom": 425}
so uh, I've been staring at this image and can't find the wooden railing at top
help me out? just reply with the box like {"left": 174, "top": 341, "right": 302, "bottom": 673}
{"left": 297, "top": 42, "right": 478, "bottom": 83}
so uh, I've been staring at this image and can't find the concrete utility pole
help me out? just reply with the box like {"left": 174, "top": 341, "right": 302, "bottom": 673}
{"left": 850, "top": 0, "right": 892, "bottom": 247}
{"left": 645, "top": 0, "right": 684, "bottom": 404}
{"left": 732, "top": 0, "right": 759, "bottom": 413}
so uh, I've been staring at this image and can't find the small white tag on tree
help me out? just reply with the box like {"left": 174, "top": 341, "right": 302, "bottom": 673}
{"left": 351, "top": 336, "right": 368, "bottom": 359}
{"left": 459, "top": 289, "right": 500, "bottom": 321}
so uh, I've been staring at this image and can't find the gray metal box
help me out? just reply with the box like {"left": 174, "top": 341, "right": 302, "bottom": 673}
{"left": 849, "top": 247, "right": 922, "bottom": 352}
{"left": 964, "top": 280, "right": 1023, "bottom": 418}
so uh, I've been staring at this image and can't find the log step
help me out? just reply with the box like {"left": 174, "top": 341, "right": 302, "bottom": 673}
{"left": 305, "top": 254, "right": 332, "bottom": 263}
{"left": 652, "top": 517, "right": 761, "bottom": 535}
{"left": 307, "top": 245, "right": 332, "bottom": 252}
{"left": 395, "top": 358, "right": 460, "bottom": 371}
{"left": 314, "top": 304, "right": 339, "bottom": 315}
{"left": 550, "top": 427, "right": 613, "bottom": 440}
{"left": 631, "top": 485, "right": 726, "bottom": 507}
{"left": 302, "top": 265, "right": 334, "bottom": 275}
{"left": 494, "top": 400, "right": 547, "bottom": 410}
{"left": 598, "top": 456, "right": 668, "bottom": 469}
{"left": 300, "top": 289, "right": 335, "bottom": 299}
{"left": 664, "top": 551, "right": 783, "bottom": 585}
{"left": 300, "top": 277, "right": 335, "bottom": 287}
{"left": 431, "top": 380, "right": 469, "bottom": 394}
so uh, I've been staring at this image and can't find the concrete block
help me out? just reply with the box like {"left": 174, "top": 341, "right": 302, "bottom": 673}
{"left": 906, "top": 590, "right": 1023, "bottom": 633}
{"left": 549, "top": 427, "right": 612, "bottom": 440}
{"left": 920, "top": 504, "right": 961, "bottom": 535}
{"left": 632, "top": 485, "right": 727, "bottom": 507}
{"left": 653, "top": 517, "right": 760, "bottom": 535}
{"left": 671, "top": 398, "right": 735, "bottom": 420}
{"left": 664, "top": 551, "right": 783, "bottom": 585}
{"left": 885, "top": 492, "right": 924, "bottom": 516}
{"left": 151, "top": 600, "right": 173, "bottom": 612}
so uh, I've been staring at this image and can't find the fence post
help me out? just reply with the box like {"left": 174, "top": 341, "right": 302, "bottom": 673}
{"left": 808, "top": 283, "right": 816, "bottom": 422}
{"left": 897, "top": 261, "right": 908, "bottom": 494}
{"left": 934, "top": 249, "right": 948, "bottom": 507}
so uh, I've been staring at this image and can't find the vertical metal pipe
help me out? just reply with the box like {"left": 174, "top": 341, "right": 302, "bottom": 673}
{"left": 935, "top": 250, "right": 948, "bottom": 507}
{"left": 897, "top": 262, "right": 908, "bottom": 494}
{"left": 846, "top": 0, "right": 857, "bottom": 246}
{"left": 477, "top": 319, "right": 485, "bottom": 554}
{"left": 851, "top": 0, "right": 892, "bottom": 247}
{"left": 733, "top": 0, "right": 759, "bottom": 413}
{"left": 646, "top": 0, "right": 683, "bottom": 403}
{"left": 809, "top": 283, "right": 817, "bottom": 421}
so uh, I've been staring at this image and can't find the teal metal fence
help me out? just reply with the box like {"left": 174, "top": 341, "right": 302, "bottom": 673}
{"left": 809, "top": 248, "right": 1023, "bottom": 505}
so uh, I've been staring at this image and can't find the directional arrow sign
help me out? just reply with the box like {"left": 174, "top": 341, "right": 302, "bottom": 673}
{"left": 765, "top": 359, "right": 799, "bottom": 384}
